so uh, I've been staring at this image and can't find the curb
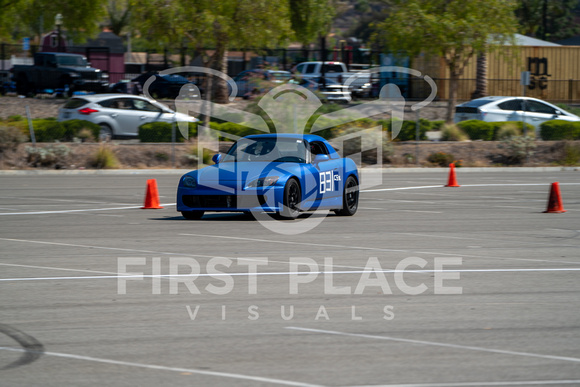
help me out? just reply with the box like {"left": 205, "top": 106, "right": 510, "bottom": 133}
{"left": 0, "top": 166, "right": 578, "bottom": 176}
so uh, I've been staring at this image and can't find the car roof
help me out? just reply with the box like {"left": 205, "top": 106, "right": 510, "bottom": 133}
{"left": 459, "top": 96, "right": 570, "bottom": 108}
{"left": 67, "top": 93, "right": 154, "bottom": 101}
{"left": 245, "top": 133, "right": 326, "bottom": 142}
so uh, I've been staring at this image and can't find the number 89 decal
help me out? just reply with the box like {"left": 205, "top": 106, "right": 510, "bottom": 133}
{"left": 319, "top": 171, "right": 341, "bottom": 194}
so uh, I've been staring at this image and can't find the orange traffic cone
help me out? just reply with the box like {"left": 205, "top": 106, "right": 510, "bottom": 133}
{"left": 445, "top": 163, "right": 460, "bottom": 187}
{"left": 544, "top": 182, "right": 566, "bottom": 213}
{"left": 142, "top": 179, "right": 164, "bottom": 209}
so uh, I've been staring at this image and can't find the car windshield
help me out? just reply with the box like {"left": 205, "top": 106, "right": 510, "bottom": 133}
{"left": 222, "top": 137, "right": 308, "bottom": 163}
{"left": 56, "top": 56, "right": 88, "bottom": 67}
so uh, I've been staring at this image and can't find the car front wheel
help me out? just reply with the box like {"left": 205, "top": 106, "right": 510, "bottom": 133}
{"left": 280, "top": 178, "right": 301, "bottom": 219}
{"left": 334, "top": 175, "right": 359, "bottom": 216}
{"left": 181, "top": 211, "right": 204, "bottom": 220}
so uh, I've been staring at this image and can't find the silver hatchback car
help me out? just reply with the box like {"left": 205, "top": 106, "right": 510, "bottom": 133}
{"left": 57, "top": 93, "right": 198, "bottom": 139}
{"left": 454, "top": 96, "right": 580, "bottom": 130}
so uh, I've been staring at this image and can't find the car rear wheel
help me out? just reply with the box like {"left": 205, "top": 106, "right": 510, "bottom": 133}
{"left": 99, "top": 124, "right": 113, "bottom": 142}
{"left": 280, "top": 178, "right": 301, "bottom": 219}
{"left": 334, "top": 175, "right": 359, "bottom": 216}
{"left": 181, "top": 211, "right": 204, "bottom": 220}
{"left": 16, "top": 77, "right": 33, "bottom": 97}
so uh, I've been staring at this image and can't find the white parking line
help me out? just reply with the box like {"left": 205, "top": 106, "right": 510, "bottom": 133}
{"left": 179, "top": 233, "right": 580, "bottom": 265}
{"left": 361, "top": 182, "right": 580, "bottom": 193}
{"left": 3, "top": 267, "right": 580, "bottom": 283}
{"left": 350, "top": 380, "right": 580, "bottom": 386}
{"left": 0, "top": 346, "right": 321, "bottom": 387}
{"left": 0, "top": 262, "right": 118, "bottom": 275}
{"left": 0, "top": 203, "right": 176, "bottom": 215}
{"left": 285, "top": 327, "right": 580, "bottom": 364}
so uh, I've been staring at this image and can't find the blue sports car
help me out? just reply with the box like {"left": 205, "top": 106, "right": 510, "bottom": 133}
{"left": 177, "top": 134, "right": 359, "bottom": 219}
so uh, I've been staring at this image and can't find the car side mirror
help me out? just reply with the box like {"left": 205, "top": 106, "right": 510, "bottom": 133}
{"left": 212, "top": 153, "right": 222, "bottom": 164}
{"left": 313, "top": 154, "right": 330, "bottom": 164}
{"left": 554, "top": 110, "right": 562, "bottom": 115}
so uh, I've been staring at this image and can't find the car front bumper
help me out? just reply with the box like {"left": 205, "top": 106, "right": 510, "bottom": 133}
{"left": 177, "top": 185, "right": 285, "bottom": 213}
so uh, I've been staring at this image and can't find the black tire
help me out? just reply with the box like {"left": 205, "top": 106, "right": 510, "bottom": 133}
{"left": 99, "top": 124, "right": 113, "bottom": 142}
{"left": 16, "top": 77, "right": 31, "bottom": 96}
{"left": 334, "top": 175, "right": 359, "bottom": 216}
{"left": 280, "top": 178, "right": 301, "bottom": 219}
{"left": 181, "top": 211, "right": 204, "bottom": 220}
{"left": 60, "top": 76, "right": 76, "bottom": 98}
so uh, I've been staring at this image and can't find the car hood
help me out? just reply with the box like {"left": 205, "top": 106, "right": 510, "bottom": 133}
{"left": 195, "top": 161, "right": 304, "bottom": 185}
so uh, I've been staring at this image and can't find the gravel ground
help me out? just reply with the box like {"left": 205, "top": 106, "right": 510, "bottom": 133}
{"left": 0, "top": 94, "right": 451, "bottom": 121}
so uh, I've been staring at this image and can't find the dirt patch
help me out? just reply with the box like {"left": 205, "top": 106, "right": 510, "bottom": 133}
{"left": 1, "top": 140, "right": 578, "bottom": 171}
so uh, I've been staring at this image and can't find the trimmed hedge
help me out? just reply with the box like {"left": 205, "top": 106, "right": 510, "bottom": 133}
{"left": 457, "top": 120, "right": 494, "bottom": 141}
{"left": 387, "top": 119, "right": 429, "bottom": 141}
{"left": 3, "top": 119, "right": 100, "bottom": 142}
{"left": 539, "top": 120, "right": 580, "bottom": 140}
{"left": 61, "top": 119, "right": 101, "bottom": 141}
{"left": 138, "top": 121, "right": 198, "bottom": 142}
{"left": 209, "top": 121, "right": 264, "bottom": 139}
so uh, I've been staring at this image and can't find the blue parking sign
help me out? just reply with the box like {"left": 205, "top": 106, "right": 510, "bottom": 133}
{"left": 23, "top": 37, "right": 30, "bottom": 51}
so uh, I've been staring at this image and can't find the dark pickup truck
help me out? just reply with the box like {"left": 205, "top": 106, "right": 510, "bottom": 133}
{"left": 12, "top": 52, "right": 109, "bottom": 97}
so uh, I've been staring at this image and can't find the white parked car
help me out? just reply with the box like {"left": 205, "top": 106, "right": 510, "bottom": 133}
{"left": 298, "top": 77, "right": 352, "bottom": 103}
{"left": 57, "top": 94, "right": 198, "bottom": 139}
{"left": 454, "top": 96, "right": 580, "bottom": 130}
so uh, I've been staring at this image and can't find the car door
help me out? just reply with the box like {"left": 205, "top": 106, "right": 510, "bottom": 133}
{"left": 309, "top": 141, "right": 342, "bottom": 206}
{"left": 522, "top": 100, "right": 559, "bottom": 128}
{"left": 125, "top": 98, "right": 167, "bottom": 136}
{"left": 495, "top": 98, "right": 524, "bottom": 122}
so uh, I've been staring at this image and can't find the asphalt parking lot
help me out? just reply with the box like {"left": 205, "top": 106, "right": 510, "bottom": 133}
{"left": 1, "top": 169, "right": 579, "bottom": 386}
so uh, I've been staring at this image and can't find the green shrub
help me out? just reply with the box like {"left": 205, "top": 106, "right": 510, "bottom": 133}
{"left": 31, "top": 119, "right": 66, "bottom": 142}
{"left": 60, "top": 119, "right": 101, "bottom": 142}
{"left": 430, "top": 120, "right": 445, "bottom": 131}
{"left": 440, "top": 124, "right": 468, "bottom": 141}
{"left": 6, "top": 115, "right": 24, "bottom": 122}
{"left": 390, "top": 119, "right": 429, "bottom": 141}
{"left": 89, "top": 145, "right": 119, "bottom": 169}
{"left": 489, "top": 121, "right": 534, "bottom": 140}
{"left": 138, "top": 121, "right": 198, "bottom": 142}
{"left": 0, "top": 125, "right": 27, "bottom": 152}
{"left": 539, "top": 120, "right": 580, "bottom": 141}
{"left": 457, "top": 120, "right": 494, "bottom": 141}
{"left": 498, "top": 135, "right": 536, "bottom": 164}
{"left": 494, "top": 122, "right": 521, "bottom": 140}
{"left": 427, "top": 151, "right": 455, "bottom": 167}
{"left": 10, "top": 119, "right": 96, "bottom": 142}
{"left": 210, "top": 121, "right": 263, "bottom": 139}
{"left": 557, "top": 142, "right": 580, "bottom": 165}
{"left": 26, "top": 144, "right": 71, "bottom": 168}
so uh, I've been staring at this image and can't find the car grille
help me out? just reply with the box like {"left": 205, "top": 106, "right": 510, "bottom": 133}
{"left": 182, "top": 194, "right": 268, "bottom": 209}
{"left": 455, "top": 107, "right": 479, "bottom": 114}
{"left": 182, "top": 195, "right": 237, "bottom": 208}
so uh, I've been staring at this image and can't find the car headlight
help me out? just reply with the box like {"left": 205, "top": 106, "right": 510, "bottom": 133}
{"left": 182, "top": 175, "right": 197, "bottom": 188}
{"left": 246, "top": 176, "right": 279, "bottom": 188}
{"left": 101, "top": 72, "right": 109, "bottom": 79}
{"left": 69, "top": 72, "right": 81, "bottom": 78}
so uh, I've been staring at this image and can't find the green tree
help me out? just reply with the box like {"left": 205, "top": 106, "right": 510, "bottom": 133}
{"left": 515, "top": 0, "right": 580, "bottom": 42}
{"left": 15, "top": 0, "right": 106, "bottom": 44}
{"left": 372, "top": 0, "right": 518, "bottom": 122}
{"left": 106, "top": 0, "right": 131, "bottom": 37}
{"left": 290, "top": 0, "right": 336, "bottom": 47}
{"left": 0, "top": 0, "right": 21, "bottom": 41}
{"left": 130, "top": 0, "right": 341, "bottom": 105}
